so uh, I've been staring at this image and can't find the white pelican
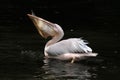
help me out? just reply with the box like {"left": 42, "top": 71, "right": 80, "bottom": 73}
{"left": 27, "top": 13, "right": 98, "bottom": 63}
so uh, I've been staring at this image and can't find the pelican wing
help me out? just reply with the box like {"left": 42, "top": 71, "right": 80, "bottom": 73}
{"left": 46, "top": 38, "right": 92, "bottom": 56}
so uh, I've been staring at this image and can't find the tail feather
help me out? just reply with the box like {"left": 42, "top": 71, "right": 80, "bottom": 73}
{"left": 87, "top": 53, "right": 98, "bottom": 57}
{"left": 78, "top": 53, "right": 98, "bottom": 58}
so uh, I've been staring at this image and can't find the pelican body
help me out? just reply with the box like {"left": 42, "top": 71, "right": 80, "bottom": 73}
{"left": 27, "top": 14, "right": 98, "bottom": 63}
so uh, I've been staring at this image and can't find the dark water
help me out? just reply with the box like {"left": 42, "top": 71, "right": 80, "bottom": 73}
{"left": 0, "top": 25, "right": 120, "bottom": 80}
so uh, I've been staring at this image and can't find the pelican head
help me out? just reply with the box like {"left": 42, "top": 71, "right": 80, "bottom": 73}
{"left": 27, "top": 14, "right": 62, "bottom": 39}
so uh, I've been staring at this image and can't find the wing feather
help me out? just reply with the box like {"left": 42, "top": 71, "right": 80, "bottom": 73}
{"left": 46, "top": 38, "right": 92, "bottom": 56}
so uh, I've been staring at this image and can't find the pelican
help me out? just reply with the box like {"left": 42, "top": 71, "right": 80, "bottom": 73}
{"left": 27, "top": 13, "right": 98, "bottom": 63}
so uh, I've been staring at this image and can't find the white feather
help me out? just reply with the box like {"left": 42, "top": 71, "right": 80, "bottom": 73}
{"left": 45, "top": 38, "right": 92, "bottom": 56}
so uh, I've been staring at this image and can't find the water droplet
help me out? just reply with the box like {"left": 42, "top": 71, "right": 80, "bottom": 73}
{"left": 101, "top": 66, "right": 106, "bottom": 69}
{"left": 114, "top": 51, "right": 118, "bottom": 54}
{"left": 70, "top": 29, "right": 74, "bottom": 32}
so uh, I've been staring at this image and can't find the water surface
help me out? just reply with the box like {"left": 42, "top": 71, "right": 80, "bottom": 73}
{"left": 0, "top": 25, "right": 120, "bottom": 80}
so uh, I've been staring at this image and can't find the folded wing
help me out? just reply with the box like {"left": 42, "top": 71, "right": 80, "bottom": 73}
{"left": 45, "top": 38, "right": 92, "bottom": 56}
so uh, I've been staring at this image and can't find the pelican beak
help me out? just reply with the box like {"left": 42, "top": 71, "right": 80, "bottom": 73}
{"left": 27, "top": 14, "right": 57, "bottom": 38}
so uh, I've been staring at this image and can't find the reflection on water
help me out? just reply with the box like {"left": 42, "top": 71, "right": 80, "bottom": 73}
{"left": 34, "top": 58, "right": 120, "bottom": 80}
{"left": 41, "top": 59, "right": 92, "bottom": 80}
{"left": 0, "top": 57, "right": 120, "bottom": 80}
